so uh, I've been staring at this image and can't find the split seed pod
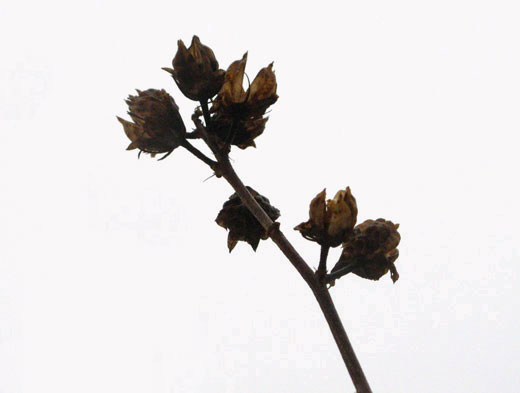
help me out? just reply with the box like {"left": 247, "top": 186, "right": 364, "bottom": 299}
{"left": 210, "top": 53, "right": 278, "bottom": 149}
{"left": 294, "top": 187, "right": 358, "bottom": 247}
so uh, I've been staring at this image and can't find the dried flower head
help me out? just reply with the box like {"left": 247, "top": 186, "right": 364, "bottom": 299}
{"left": 217, "top": 53, "right": 278, "bottom": 116}
{"left": 294, "top": 187, "right": 358, "bottom": 247}
{"left": 163, "top": 36, "right": 225, "bottom": 101}
{"left": 216, "top": 187, "right": 280, "bottom": 252}
{"left": 117, "top": 89, "right": 186, "bottom": 158}
{"left": 332, "top": 219, "right": 401, "bottom": 283}
{"left": 209, "top": 53, "right": 278, "bottom": 149}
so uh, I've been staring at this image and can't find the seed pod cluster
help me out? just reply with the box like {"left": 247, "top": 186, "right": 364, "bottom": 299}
{"left": 118, "top": 36, "right": 278, "bottom": 157}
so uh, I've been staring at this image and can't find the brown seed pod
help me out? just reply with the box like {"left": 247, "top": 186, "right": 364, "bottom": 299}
{"left": 294, "top": 187, "right": 358, "bottom": 247}
{"left": 216, "top": 187, "right": 280, "bottom": 252}
{"left": 117, "top": 89, "right": 186, "bottom": 159}
{"left": 209, "top": 53, "right": 278, "bottom": 149}
{"left": 332, "top": 219, "right": 401, "bottom": 283}
{"left": 163, "top": 36, "right": 225, "bottom": 101}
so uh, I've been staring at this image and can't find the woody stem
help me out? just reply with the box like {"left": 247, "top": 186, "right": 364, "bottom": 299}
{"left": 198, "top": 101, "right": 372, "bottom": 393}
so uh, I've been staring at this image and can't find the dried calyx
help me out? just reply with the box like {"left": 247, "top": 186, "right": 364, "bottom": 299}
{"left": 209, "top": 53, "right": 278, "bottom": 149}
{"left": 163, "top": 36, "right": 225, "bottom": 101}
{"left": 216, "top": 187, "right": 280, "bottom": 252}
{"left": 117, "top": 89, "right": 186, "bottom": 158}
{"left": 330, "top": 219, "right": 401, "bottom": 283}
{"left": 294, "top": 187, "right": 358, "bottom": 247}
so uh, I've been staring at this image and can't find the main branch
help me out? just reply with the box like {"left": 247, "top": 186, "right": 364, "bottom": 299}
{"left": 197, "top": 103, "right": 373, "bottom": 393}
{"left": 218, "top": 155, "right": 372, "bottom": 393}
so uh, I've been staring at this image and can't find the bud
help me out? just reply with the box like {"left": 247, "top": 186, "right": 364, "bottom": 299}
{"left": 209, "top": 53, "right": 278, "bottom": 149}
{"left": 163, "top": 36, "right": 225, "bottom": 101}
{"left": 294, "top": 187, "right": 358, "bottom": 247}
{"left": 216, "top": 187, "right": 280, "bottom": 252}
{"left": 117, "top": 89, "right": 186, "bottom": 158}
{"left": 331, "top": 219, "right": 401, "bottom": 283}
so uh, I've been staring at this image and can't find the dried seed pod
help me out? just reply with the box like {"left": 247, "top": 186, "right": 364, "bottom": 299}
{"left": 332, "top": 219, "right": 401, "bottom": 283}
{"left": 218, "top": 53, "right": 248, "bottom": 106}
{"left": 163, "top": 36, "right": 225, "bottom": 101}
{"left": 327, "top": 188, "right": 358, "bottom": 239}
{"left": 294, "top": 187, "right": 358, "bottom": 247}
{"left": 117, "top": 89, "right": 186, "bottom": 158}
{"left": 216, "top": 187, "right": 280, "bottom": 252}
{"left": 247, "top": 62, "right": 278, "bottom": 117}
{"left": 209, "top": 113, "right": 268, "bottom": 149}
{"left": 209, "top": 53, "right": 278, "bottom": 149}
{"left": 217, "top": 53, "right": 278, "bottom": 116}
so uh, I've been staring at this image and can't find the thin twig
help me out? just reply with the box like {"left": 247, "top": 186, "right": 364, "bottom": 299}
{"left": 326, "top": 262, "right": 362, "bottom": 284}
{"left": 185, "top": 130, "right": 201, "bottom": 139}
{"left": 180, "top": 140, "right": 218, "bottom": 170}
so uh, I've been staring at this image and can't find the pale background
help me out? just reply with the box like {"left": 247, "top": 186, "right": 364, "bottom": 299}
{"left": 1, "top": 0, "right": 519, "bottom": 392}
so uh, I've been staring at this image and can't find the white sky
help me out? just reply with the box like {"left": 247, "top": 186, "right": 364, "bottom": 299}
{"left": 1, "top": 0, "right": 519, "bottom": 392}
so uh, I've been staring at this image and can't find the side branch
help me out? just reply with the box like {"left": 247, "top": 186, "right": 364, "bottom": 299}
{"left": 326, "top": 262, "right": 362, "bottom": 284}
{"left": 181, "top": 140, "right": 218, "bottom": 170}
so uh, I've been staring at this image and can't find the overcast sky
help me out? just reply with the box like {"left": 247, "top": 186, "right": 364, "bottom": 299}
{"left": 1, "top": 0, "right": 519, "bottom": 392}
